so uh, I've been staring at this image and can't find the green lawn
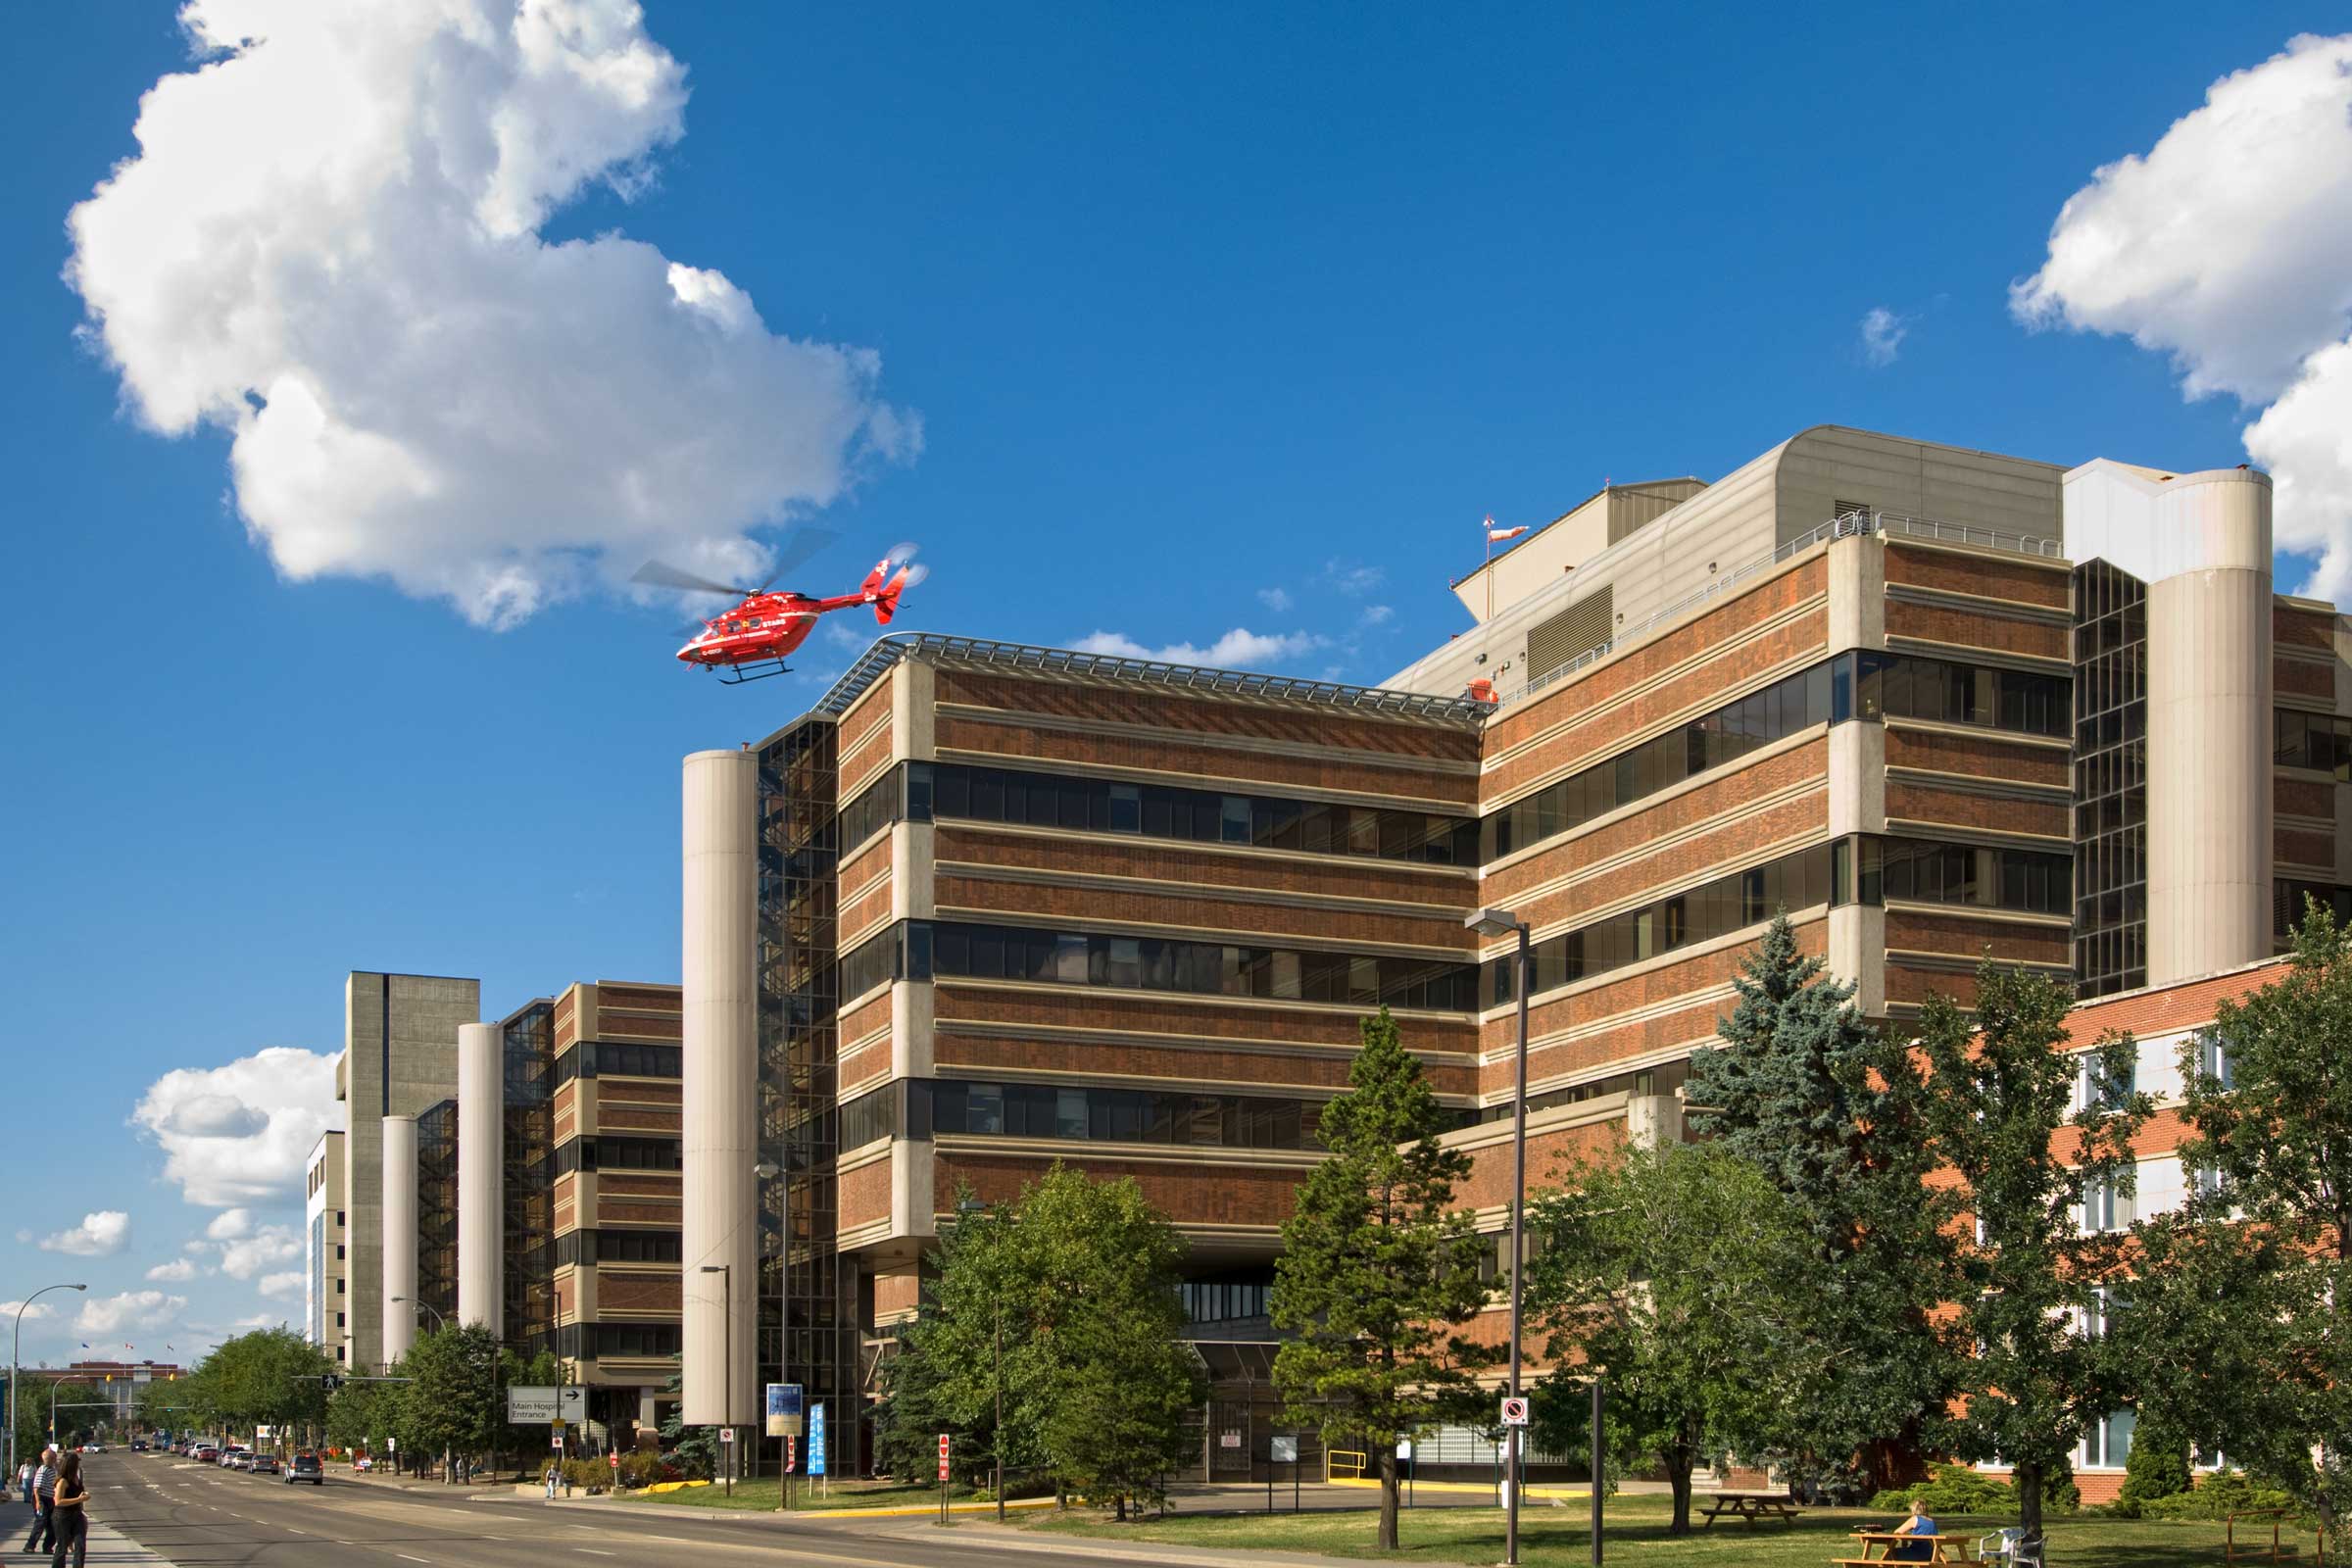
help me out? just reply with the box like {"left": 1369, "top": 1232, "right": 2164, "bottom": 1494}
{"left": 1031, "top": 1494, "right": 2295, "bottom": 1566}
{"left": 631, "top": 1475, "right": 987, "bottom": 1511}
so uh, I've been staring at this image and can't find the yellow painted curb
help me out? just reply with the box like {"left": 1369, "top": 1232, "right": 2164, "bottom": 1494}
{"left": 796, "top": 1495, "right": 1063, "bottom": 1518}
{"left": 1328, "top": 1476, "right": 1591, "bottom": 1501}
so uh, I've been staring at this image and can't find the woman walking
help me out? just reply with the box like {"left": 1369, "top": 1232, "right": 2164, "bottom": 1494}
{"left": 47, "top": 1451, "right": 88, "bottom": 1568}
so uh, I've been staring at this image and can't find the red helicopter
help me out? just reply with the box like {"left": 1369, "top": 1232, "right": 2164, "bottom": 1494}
{"left": 631, "top": 534, "right": 927, "bottom": 684}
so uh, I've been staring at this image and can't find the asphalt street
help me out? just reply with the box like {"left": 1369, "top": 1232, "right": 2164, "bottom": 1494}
{"left": 6, "top": 1452, "right": 1267, "bottom": 1568}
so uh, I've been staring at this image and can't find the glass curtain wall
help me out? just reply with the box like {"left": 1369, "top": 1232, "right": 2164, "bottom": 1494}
{"left": 757, "top": 717, "right": 854, "bottom": 1477}
{"left": 415, "top": 1099, "right": 459, "bottom": 1343}
{"left": 2073, "top": 561, "right": 2148, "bottom": 998}
{"left": 502, "top": 1002, "right": 556, "bottom": 1356}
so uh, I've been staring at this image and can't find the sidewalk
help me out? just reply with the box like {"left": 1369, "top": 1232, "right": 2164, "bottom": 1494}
{"left": 1, "top": 1496, "right": 180, "bottom": 1566}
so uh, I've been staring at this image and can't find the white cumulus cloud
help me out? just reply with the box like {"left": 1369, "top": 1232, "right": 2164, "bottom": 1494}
{"left": 1255, "top": 587, "right": 1294, "bottom": 612}
{"left": 206, "top": 1209, "right": 254, "bottom": 1242}
{"left": 217, "top": 1226, "right": 303, "bottom": 1280}
{"left": 77, "top": 1291, "right": 186, "bottom": 1337}
{"left": 0, "top": 1301, "right": 57, "bottom": 1323}
{"left": 257, "top": 1272, "right": 307, "bottom": 1301}
{"left": 65, "top": 0, "right": 914, "bottom": 629}
{"left": 2011, "top": 32, "right": 2352, "bottom": 598}
{"left": 1858, "top": 307, "right": 1911, "bottom": 368}
{"left": 1070, "top": 628, "right": 1325, "bottom": 668}
{"left": 146, "top": 1258, "right": 199, "bottom": 1283}
{"left": 131, "top": 1047, "right": 340, "bottom": 1208}
{"left": 39, "top": 1210, "right": 130, "bottom": 1257}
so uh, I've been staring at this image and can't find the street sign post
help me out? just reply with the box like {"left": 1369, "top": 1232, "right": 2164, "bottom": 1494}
{"left": 1500, "top": 1396, "right": 1529, "bottom": 1426}
{"left": 937, "top": 1433, "right": 951, "bottom": 1526}
{"left": 718, "top": 1426, "right": 735, "bottom": 1446}
{"left": 809, "top": 1403, "right": 826, "bottom": 1499}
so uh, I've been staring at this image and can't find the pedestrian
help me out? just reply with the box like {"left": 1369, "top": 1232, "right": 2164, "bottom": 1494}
{"left": 16, "top": 1456, "right": 31, "bottom": 1504}
{"left": 21, "top": 1446, "right": 58, "bottom": 1554}
{"left": 544, "top": 1463, "right": 557, "bottom": 1500}
{"left": 48, "top": 1450, "right": 89, "bottom": 1568}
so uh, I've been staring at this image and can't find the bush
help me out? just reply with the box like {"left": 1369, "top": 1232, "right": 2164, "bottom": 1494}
{"left": 2112, "top": 1426, "right": 2192, "bottom": 1517}
{"left": 555, "top": 1457, "right": 607, "bottom": 1492}
{"left": 2142, "top": 1469, "right": 2296, "bottom": 1521}
{"left": 613, "top": 1451, "right": 670, "bottom": 1490}
{"left": 1868, "top": 1464, "right": 2018, "bottom": 1515}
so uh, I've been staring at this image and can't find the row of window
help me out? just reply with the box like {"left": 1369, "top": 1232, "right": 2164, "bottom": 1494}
{"left": 1483, "top": 652, "right": 2070, "bottom": 862}
{"left": 1179, "top": 1276, "right": 1275, "bottom": 1325}
{"left": 930, "top": 1079, "right": 1340, "bottom": 1149}
{"left": 1475, "top": 1057, "right": 1691, "bottom": 1123}
{"left": 842, "top": 760, "right": 1483, "bottom": 866}
{"left": 2275, "top": 708, "right": 2352, "bottom": 779}
{"left": 551, "top": 1323, "right": 681, "bottom": 1360}
{"left": 841, "top": 918, "right": 1483, "bottom": 1013}
{"left": 1486, "top": 836, "right": 2070, "bottom": 1004}
{"left": 553, "top": 1229, "right": 684, "bottom": 1268}
{"left": 2278, "top": 880, "right": 2352, "bottom": 938}
{"left": 553, "top": 1136, "right": 682, "bottom": 1175}
{"left": 552, "top": 1041, "right": 682, "bottom": 1084}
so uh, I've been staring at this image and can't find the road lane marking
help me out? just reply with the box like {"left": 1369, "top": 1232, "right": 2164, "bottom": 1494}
{"left": 398, "top": 1556, "right": 430, "bottom": 1564}
{"left": 581, "top": 1552, "right": 614, "bottom": 1558}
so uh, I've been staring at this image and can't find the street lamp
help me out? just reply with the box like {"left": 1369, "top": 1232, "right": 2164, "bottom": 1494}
{"left": 391, "top": 1295, "right": 447, "bottom": 1333}
{"left": 1466, "top": 906, "right": 1532, "bottom": 1568}
{"left": 751, "top": 1160, "right": 780, "bottom": 1506}
{"left": 10, "top": 1283, "right": 87, "bottom": 1479}
{"left": 700, "top": 1264, "right": 733, "bottom": 1497}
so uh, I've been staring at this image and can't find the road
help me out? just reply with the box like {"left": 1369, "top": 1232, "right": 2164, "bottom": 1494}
{"left": 51, "top": 1451, "right": 1241, "bottom": 1568}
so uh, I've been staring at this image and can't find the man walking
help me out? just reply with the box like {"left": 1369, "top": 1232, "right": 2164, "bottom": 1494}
{"left": 20, "top": 1446, "right": 58, "bottom": 1555}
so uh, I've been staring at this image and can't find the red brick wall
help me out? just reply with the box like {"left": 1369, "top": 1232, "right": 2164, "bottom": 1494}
{"left": 1886, "top": 783, "right": 2068, "bottom": 839}
{"left": 839, "top": 1158, "right": 893, "bottom": 1234}
{"left": 1886, "top": 601, "right": 2067, "bottom": 661}
{"left": 597, "top": 1273, "right": 682, "bottom": 1315}
{"left": 935, "top": 1150, "right": 1304, "bottom": 1229}
{"left": 1886, "top": 544, "right": 2070, "bottom": 608}
{"left": 1886, "top": 728, "right": 2071, "bottom": 789}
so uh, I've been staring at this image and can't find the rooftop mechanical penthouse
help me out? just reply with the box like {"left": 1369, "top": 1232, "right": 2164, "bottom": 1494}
{"left": 671, "top": 423, "right": 2351, "bottom": 1477}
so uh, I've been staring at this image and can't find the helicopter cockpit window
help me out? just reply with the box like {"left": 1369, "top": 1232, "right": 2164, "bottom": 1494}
{"left": 725, "top": 620, "right": 742, "bottom": 632}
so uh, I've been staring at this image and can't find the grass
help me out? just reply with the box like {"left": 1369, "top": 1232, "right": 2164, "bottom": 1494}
{"left": 630, "top": 1475, "right": 988, "bottom": 1511}
{"left": 1029, "top": 1493, "right": 2300, "bottom": 1565}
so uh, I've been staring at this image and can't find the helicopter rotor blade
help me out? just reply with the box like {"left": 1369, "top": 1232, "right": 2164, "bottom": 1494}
{"left": 751, "top": 526, "right": 842, "bottom": 594}
{"left": 631, "top": 560, "right": 746, "bottom": 597}
{"left": 893, "top": 562, "right": 930, "bottom": 591}
{"left": 881, "top": 540, "right": 920, "bottom": 572}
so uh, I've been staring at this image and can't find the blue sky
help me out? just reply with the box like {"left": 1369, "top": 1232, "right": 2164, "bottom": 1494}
{"left": 3, "top": 3, "right": 2344, "bottom": 1360}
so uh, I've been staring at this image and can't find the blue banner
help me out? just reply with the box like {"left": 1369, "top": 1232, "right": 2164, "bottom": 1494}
{"left": 809, "top": 1403, "right": 827, "bottom": 1475}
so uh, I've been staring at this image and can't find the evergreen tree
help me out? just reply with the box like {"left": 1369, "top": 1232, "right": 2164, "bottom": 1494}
{"left": 1913, "top": 960, "right": 2147, "bottom": 1544}
{"left": 1683, "top": 911, "right": 1950, "bottom": 1493}
{"left": 1525, "top": 1139, "right": 1824, "bottom": 1534}
{"left": 2121, "top": 904, "right": 2352, "bottom": 1543}
{"left": 1271, "top": 1006, "right": 1496, "bottom": 1551}
{"left": 870, "top": 1319, "right": 958, "bottom": 1483}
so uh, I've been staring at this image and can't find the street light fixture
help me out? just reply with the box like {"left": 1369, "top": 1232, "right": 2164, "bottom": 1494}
{"left": 1466, "top": 906, "right": 1532, "bottom": 1568}
{"left": 9, "top": 1283, "right": 87, "bottom": 1479}
{"left": 700, "top": 1264, "right": 733, "bottom": 1496}
{"left": 391, "top": 1295, "right": 447, "bottom": 1332}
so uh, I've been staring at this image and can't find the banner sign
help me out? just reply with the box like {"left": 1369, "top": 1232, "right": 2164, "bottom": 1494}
{"left": 809, "top": 1403, "right": 827, "bottom": 1477}
{"left": 764, "top": 1382, "right": 805, "bottom": 1439}
{"left": 506, "top": 1386, "right": 585, "bottom": 1424}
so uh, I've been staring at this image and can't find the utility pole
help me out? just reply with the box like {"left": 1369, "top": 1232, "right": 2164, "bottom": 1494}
{"left": 1466, "top": 907, "right": 1533, "bottom": 1568}
{"left": 700, "top": 1263, "right": 732, "bottom": 1497}
{"left": 994, "top": 1306, "right": 1004, "bottom": 1525}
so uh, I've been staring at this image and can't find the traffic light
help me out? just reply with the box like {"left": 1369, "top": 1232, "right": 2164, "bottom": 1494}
{"left": 321, "top": 1375, "right": 342, "bottom": 1394}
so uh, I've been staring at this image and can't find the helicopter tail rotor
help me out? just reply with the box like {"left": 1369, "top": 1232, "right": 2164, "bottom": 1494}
{"left": 874, "top": 560, "right": 928, "bottom": 626}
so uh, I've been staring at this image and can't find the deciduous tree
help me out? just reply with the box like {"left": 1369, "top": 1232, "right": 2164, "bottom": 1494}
{"left": 2122, "top": 904, "right": 2352, "bottom": 1544}
{"left": 1525, "top": 1139, "right": 1824, "bottom": 1534}
{"left": 1913, "top": 960, "right": 2146, "bottom": 1543}
{"left": 1271, "top": 1007, "right": 1495, "bottom": 1550}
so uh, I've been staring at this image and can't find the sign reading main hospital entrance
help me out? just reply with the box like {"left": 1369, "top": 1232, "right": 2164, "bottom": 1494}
{"left": 506, "top": 1386, "right": 585, "bottom": 1424}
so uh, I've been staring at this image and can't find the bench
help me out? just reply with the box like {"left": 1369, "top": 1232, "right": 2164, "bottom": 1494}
{"left": 1701, "top": 1491, "right": 1804, "bottom": 1527}
{"left": 1833, "top": 1530, "right": 1980, "bottom": 1565}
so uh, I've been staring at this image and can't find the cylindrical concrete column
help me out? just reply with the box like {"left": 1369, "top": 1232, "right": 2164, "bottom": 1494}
{"left": 457, "top": 1021, "right": 504, "bottom": 1335}
{"left": 682, "top": 749, "right": 759, "bottom": 1429}
{"left": 2146, "top": 470, "right": 2274, "bottom": 986}
{"left": 381, "top": 1113, "right": 419, "bottom": 1363}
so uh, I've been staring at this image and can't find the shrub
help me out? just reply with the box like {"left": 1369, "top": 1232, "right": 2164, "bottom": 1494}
{"left": 614, "top": 1451, "right": 668, "bottom": 1490}
{"left": 2112, "top": 1426, "right": 2192, "bottom": 1518}
{"left": 1868, "top": 1463, "right": 2018, "bottom": 1515}
{"left": 2142, "top": 1469, "right": 2296, "bottom": 1521}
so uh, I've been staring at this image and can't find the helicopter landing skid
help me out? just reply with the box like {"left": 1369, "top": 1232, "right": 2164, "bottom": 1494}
{"left": 714, "top": 659, "right": 794, "bottom": 685}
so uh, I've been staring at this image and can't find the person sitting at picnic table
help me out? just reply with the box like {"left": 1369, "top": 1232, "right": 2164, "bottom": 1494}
{"left": 1888, "top": 1495, "right": 1940, "bottom": 1561}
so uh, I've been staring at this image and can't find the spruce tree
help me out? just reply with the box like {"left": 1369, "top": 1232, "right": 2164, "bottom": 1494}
{"left": 1271, "top": 1006, "right": 1495, "bottom": 1551}
{"left": 1683, "top": 911, "right": 1949, "bottom": 1494}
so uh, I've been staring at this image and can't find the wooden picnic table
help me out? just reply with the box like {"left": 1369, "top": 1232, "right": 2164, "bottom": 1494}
{"left": 1701, "top": 1491, "right": 1805, "bottom": 1526}
{"left": 1832, "top": 1530, "right": 1980, "bottom": 1565}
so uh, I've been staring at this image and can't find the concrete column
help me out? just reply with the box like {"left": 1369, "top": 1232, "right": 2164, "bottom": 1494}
{"left": 682, "top": 749, "right": 759, "bottom": 1428}
{"left": 380, "top": 1114, "right": 419, "bottom": 1363}
{"left": 2144, "top": 472, "right": 2274, "bottom": 985}
{"left": 457, "top": 1021, "right": 504, "bottom": 1334}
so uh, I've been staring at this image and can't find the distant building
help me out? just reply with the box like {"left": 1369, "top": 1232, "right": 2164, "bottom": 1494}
{"left": 303, "top": 1130, "right": 346, "bottom": 1361}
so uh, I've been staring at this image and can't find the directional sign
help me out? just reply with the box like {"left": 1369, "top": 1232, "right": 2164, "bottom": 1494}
{"left": 809, "top": 1404, "right": 827, "bottom": 1478}
{"left": 1499, "top": 1396, "right": 1530, "bottom": 1427}
{"left": 507, "top": 1386, "right": 585, "bottom": 1424}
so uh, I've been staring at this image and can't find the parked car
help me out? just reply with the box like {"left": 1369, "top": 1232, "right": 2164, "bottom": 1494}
{"left": 192, "top": 1445, "right": 220, "bottom": 1463}
{"left": 249, "top": 1454, "right": 280, "bottom": 1475}
{"left": 220, "top": 1446, "right": 249, "bottom": 1469}
{"left": 286, "top": 1452, "right": 324, "bottom": 1486}
{"left": 352, "top": 1455, "right": 373, "bottom": 1473}
{"left": 130, "top": 1441, "right": 147, "bottom": 1452}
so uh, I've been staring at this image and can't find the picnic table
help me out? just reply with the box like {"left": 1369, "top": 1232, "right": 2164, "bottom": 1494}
{"left": 1701, "top": 1491, "right": 1805, "bottom": 1527}
{"left": 1833, "top": 1530, "right": 1980, "bottom": 1565}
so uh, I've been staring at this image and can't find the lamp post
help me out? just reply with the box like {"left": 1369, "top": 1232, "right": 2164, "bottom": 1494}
{"left": 9, "top": 1282, "right": 87, "bottom": 1480}
{"left": 391, "top": 1295, "right": 447, "bottom": 1333}
{"left": 1466, "top": 906, "right": 1532, "bottom": 1568}
{"left": 700, "top": 1264, "right": 732, "bottom": 1497}
{"left": 753, "top": 1160, "right": 781, "bottom": 1507}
